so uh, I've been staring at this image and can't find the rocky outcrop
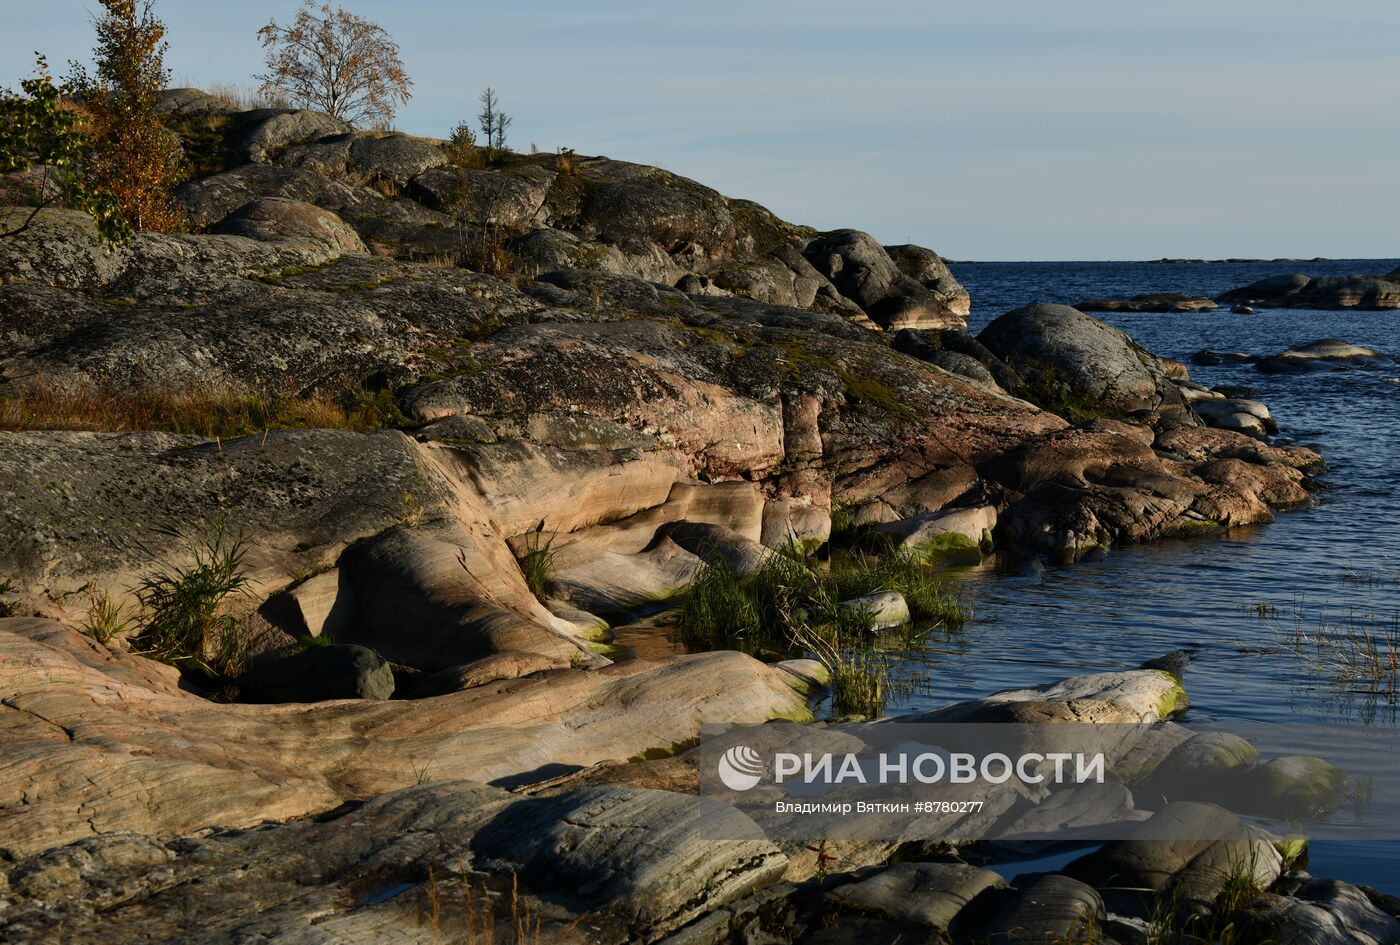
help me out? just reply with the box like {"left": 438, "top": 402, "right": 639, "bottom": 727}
{"left": 803, "top": 230, "right": 966, "bottom": 329}
{"left": 210, "top": 195, "right": 367, "bottom": 252}
{"left": 0, "top": 643, "right": 1374, "bottom": 945}
{"left": 1219, "top": 271, "right": 1400, "bottom": 310}
{"left": 1256, "top": 338, "right": 1391, "bottom": 373}
{"left": 981, "top": 421, "right": 1319, "bottom": 561}
{"left": 0, "top": 617, "right": 810, "bottom": 857}
{"left": 1075, "top": 292, "right": 1218, "bottom": 313}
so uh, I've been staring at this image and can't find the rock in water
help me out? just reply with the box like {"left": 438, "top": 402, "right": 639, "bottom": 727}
{"left": 838, "top": 591, "right": 911, "bottom": 630}
{"left": 1074, "top": 292, "right": 1217, "bottom": 313}
{"left": 237, "top": 643, "right": 396, "bottom": 702}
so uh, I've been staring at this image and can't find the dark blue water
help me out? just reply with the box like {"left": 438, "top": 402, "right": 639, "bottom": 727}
{"left": 903, "top": 259, "right": 1400, "bottom": 891}
{"left": 901, "top": 258, "right": 1400, "bottom": 723}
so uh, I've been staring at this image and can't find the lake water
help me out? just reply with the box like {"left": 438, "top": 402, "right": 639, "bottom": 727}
{"left": 923, "top": 258, "right": 1400, "bottom": 726}
{"left": 935, "top": 259, "right": 1400, "bottom": 892}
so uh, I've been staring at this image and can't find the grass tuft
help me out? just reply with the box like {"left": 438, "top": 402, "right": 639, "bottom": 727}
{"left": 676, "top": 543, "right": 966, "bottom": 717}
{"left": 517, "top": 529, "right": 557, "bottom": 598}
{"left": 128, "top": 525, "right": 252, "bottom": 680}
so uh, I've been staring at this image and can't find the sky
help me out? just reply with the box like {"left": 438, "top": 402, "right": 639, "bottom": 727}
{"left": 5, "top": 0, "right": 1400, "bottom": 260}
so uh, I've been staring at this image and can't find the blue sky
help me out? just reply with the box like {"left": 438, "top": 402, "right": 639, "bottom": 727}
{"left": 6, "top": 1, "right": 1399, "bottom": 260}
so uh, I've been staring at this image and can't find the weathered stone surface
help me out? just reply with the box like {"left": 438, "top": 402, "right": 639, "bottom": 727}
{"left": 0, "top": 780, "right": 786, "bottom": 945}
{"left": 409, "top": 164, "right": 555, "bottom": 228}
{"left": 1192, "top": 397, "right": 1276, "bottom": 435}
{"left": 1254, "top": 338, "right": 1391, "bottom": 375}
{"left": 893, "top": 327, "right": 1024, "bottom": 394}
{"left": 872, "top": 505, "right": 996, "bottom": 554}
{"left": 231, "top": 109, "right": 351, "bottom": 164}
{"left": 0, "top": 617, "right": 809, "bottom": 856}
{"left": 828, "top": 861, "right": 1005, "bottom": 930}
{"left": 1242, "top": 755, "right": 1349, "bottom": 817}
{"left": 156, "top": 87, "right": 232, "bottom": 117}
{"left": 978, "top": 303, "right": 1185, "bottom": 419}
{"left": 1066, "top": 802, "right": 1282, "bottom": 907}
{"left": 968, "top": 873, "right": 1105, "bottom": 944}
{"left": 1237, "top": 879, "right": 1400, "bottom": 945}
{"left": 884, "top": 243, "right": 972, "bottom": 318}
{"left": 0, "top": 218, "right": 538, "bottom": 393}
{"left": 912, "top": 669, "right": 1188, "bottom": 724}
{"left": 407, "top": 650, "right": 568, "bottom": 697}
{"left": 259, "top": 567, "right": 356, "bottom": 639}
{"left": 804, "top": 230, "right": 965, "bottom": 329}
{"left": 1220, "top": 271, "right": 1400, "bottom": 310}
{"left": 982, "top": 423, "right": 1315, "bottom": 560}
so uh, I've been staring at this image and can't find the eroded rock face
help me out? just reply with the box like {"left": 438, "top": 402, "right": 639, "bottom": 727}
{"left": 0, "top": 618, "right": 810, "bottom": 857}
{"left": 980, "top": 422, "right": 1318, "bottom": 560}
{"left": 0, "top": 779, "right": 786, "bottom": 945}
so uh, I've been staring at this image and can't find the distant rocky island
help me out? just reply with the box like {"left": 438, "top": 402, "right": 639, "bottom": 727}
{"left": 2, "top": 90, "right": 1396, "bottom": 944}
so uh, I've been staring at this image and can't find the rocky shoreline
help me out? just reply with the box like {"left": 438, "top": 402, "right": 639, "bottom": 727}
{"left": 0, "top": 92, "right": 1386, "bottom": 944}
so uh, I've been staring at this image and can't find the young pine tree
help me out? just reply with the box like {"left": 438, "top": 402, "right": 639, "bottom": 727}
{"left": 477, "top": 88, "right": 512, "bottom": 160}
{"left": 68, "top": 0, "right": 184, "bottom": 232}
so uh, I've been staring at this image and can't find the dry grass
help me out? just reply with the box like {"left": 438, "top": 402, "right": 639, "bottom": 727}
{"left": 201, "top": 82, "right": 289, "bottom": 110}
{"left": 421, "top": 867, "right": 561, "bottom": 944}
{"left": 1274, "top": 607, "right": 1400, "bottom": 701}
{"left": 0, "top": 377, "right": 406, "bottom": 439}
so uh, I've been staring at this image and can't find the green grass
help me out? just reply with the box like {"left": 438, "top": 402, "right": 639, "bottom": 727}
{"left": 826, "top": 548, "right": 969, "bottom": 628}
{"left": 128, "top": 526, "right": 252, "bottom": 680}
{"left": 80, "top": 588, "right": 138, "bottom": 644}
{"left": 675, "top": 544, "right": 967, "bottom": 718}
{"left": 517, "top": 530, "right": 557, "bottom": 598}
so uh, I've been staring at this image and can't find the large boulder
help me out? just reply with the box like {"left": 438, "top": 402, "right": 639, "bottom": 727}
{"left": 177, "top": 163, "right": 379, "bottom": 227}
{"left": 279, "top": 132, "right": 449, "bottom": 188}
{"left": 1220, "top": 272, "right": 1400, "bottom": 310}
{"left": 231, "top": 108, "right": 350, "bottom": 164}
{"left": 827, "top": 861, "right": 1005, "bottom": 932}
{"left": 210, "top": 196, "right": 366, "bottom": 252}
{"left": 1066, "top": 801, "right": 1283, "bottom": 910}
{"left": 410, "top": 165, "right": 556, "bottom": 230}
{"left": 884, "top": 243, "right": 972, "bottom": 318}
{"left": 977, "top": 303, "right": 1185, "bottom": 419}
{"left": 803, "top": 229, "right": 965, "bottom": 329}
